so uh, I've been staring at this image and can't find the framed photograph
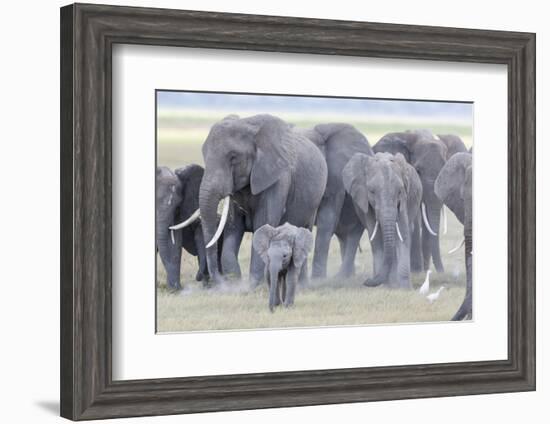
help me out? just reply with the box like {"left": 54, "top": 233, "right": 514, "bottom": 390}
{"left": 60, "top": 3, "right": 535, "bottom": 420}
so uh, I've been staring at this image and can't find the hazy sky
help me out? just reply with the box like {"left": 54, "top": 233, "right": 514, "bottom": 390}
{"left": 157, "top": 90, "right": 472, "bottom": 121}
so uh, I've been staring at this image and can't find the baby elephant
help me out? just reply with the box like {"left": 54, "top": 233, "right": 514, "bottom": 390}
{"left": 252, "top": 223, "right": 313, "bottom": 312}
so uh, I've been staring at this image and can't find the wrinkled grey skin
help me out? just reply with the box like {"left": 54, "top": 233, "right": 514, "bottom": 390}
{"left": 437, "top": 134, "right": 468, "bottom": 159}
{"left": 156, "top": 165, "right": 210, "bottom": 290}
{"left": 343, "top": 153, "right": 422, "bottom": 289}
{"left": 299, "top": 123, "right": 373, "bottom": 279}
{"left": 435, "top": 152, "right": 472, "bottom": 320}
{"left": 253, "top": 223, "right": 313, "bottom": 311}
{"left": 199, "top": 114, "right": 327, "bottom": 287}
{"left": 373, "top": 130, "right": 447, "bottom": 273}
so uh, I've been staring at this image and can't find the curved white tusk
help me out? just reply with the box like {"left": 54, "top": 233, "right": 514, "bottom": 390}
{"left": 396, "top": 222, "right": 404, "bottom": 242}
{"left": 369, "top": 221, "right": 379, "bottom": 241}
{"left": 170, "top": 229, "right": 175, "bottom": 245}
{"left": 442, "top": 206, "right": 448, "bottom": 235}
{"left": 206, "top": 196, "right": 230, "bottom": 248}
{"left": 422, "top": 202, "right": 438, "bottom": 236}
{"left": 169, "top": 208, "right": 201, "bottom": 230}
{"left": 448, "top": 238, "right": 465, "bottom": 254}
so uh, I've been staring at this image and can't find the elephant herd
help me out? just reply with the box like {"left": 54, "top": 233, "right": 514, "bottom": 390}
{"left": 156, "top": 113, "right": 473, "bottom": 320}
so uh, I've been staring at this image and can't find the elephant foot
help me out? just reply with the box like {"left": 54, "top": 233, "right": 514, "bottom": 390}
{"left": 167, "top": 283, "right": 183, "bottom": 293}
{"left": 363, "top": 276, "right": 385, "bottom": 287}
{"left": 195, "top": 270, "right": 204, "bottom": 282}
{"left": 207, "top": 273, "right": 228, "bottom": 288}
{"left": 311, "top": 265, "right": 327, "bottom": 280}
{"left": 335, "top": 267, "right": 355, "bottom": 279}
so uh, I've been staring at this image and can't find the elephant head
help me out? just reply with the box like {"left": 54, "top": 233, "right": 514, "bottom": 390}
{"left": 156, "top": 166, "right": 185, "bottom": 290}
{"left": 435, "top": 152, "right": 473, "bottom": 320}
{"left": 343, "top": 152, "right": 421, "bottom": 287}
{"left": 198, "top": 114, "right": 297, "bottom": 283}
{"left": 252, "top": 223, "right": 313, "bottom": 311}
{"left": 374, "top": 130, "right": 448, "bottom": 272}
{"left": 156, "top": 165, "right": 206, "bottom": 290}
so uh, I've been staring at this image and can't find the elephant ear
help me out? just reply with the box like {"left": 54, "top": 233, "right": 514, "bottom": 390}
{"left": 252, "top": 224, "right": 276, "bottom": 263}
{"left": 393, "top": 153, "right": 410, "bottom": 191}
{"left": 292, "top": 227, "right": 313, "bottom": 269}
{"left": 342, "top": 153, "right": 370, "bottom": 215}
{"left": 434, "top": 152, "right": 472, "bottom": 224}
{"left": 249, "top": 115, "right": 294, "bottom": 195}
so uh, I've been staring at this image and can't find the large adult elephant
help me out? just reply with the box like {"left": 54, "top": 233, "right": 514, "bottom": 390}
{"left": 435, "top": 152, "right": 473, "bottom": 320}
{"left": 300, "top": 123, "right": 373, "bottom": 279}
{"left": 197, "top": 114, "right": 328, "bottom": 286}
{"left": 156, "top": 165, "right": 213, "bottom": 290}
{"left": 373, "top": 130, "right": 448, "bottom": 273}
{"left": 342, "top": 152, "right": 422, "bottom": 288}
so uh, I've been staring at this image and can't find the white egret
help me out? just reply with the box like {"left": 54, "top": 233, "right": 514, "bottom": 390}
{"left": 427, "top": 286, "right": 446, "bottom": 304}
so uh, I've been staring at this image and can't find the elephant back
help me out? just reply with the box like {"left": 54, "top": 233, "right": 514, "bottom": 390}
{"left": 436, "top": 134, "right": 468, "bottom": 159}
{"left": 311, "top": 123, "right": 373, "bottom": 198}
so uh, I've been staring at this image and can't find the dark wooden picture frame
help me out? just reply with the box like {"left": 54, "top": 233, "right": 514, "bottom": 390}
{"left": 60, "top": 3, "right": 536, "bottom": 420}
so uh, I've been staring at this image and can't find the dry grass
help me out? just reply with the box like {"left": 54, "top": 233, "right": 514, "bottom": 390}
{"left": 156, "top": 213, "right": 467, "bottom": 332}
{"left": 156, "top": 109, "right": 471, "bottom": 333}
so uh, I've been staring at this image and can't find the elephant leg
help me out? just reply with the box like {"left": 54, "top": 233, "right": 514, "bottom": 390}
{"left": 157, "top": 230, "right": 183, "bottom": 291}
{"left": 284, "top": 266, "right": 299, "bottom": 307}
{"left": 194, "top": 257, "right": 203, "bottom": 282}
{"left": 298, "top": 260, "right": 309, "bottom": 287}
{"left": 337, "top": 225, "right": 363, "bottom": 278}
{"left": 312, "top": 194, "right": 344, "bottom": 279}
{"left": 410, "top": 215, "right": 423, "bottom": 273}
{"left": 221, "top": 213, "right": 245, "bottom": 279}
{"left": 194, "top": 227, "right": 209, "bottom": 284}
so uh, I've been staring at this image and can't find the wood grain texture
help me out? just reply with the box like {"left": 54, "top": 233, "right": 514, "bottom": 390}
{"left": 60, "top": 3, "right": 536, "bottom": 420}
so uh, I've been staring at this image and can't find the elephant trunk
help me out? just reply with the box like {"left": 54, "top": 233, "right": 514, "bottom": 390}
{"left": 452, "top": 233, "right": 472, "bottom": 320}
{"left": 453, "top": 173, "right": 472, "bottom": 321}
{"left": 156, "top": 226, "right": 182, "bottom": 290}
{"left": 268, "top": 259, "right": 282, "bottom": 312}
{"left": 199, "top": 180, "right": 226, "bottom": 285}
{"left": 366, "top": 214, "right": 396, "bottom": 286}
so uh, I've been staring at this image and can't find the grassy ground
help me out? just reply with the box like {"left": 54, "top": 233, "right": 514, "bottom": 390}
{"left": 156, "top": 108, "right": 472, "bottom": 333}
